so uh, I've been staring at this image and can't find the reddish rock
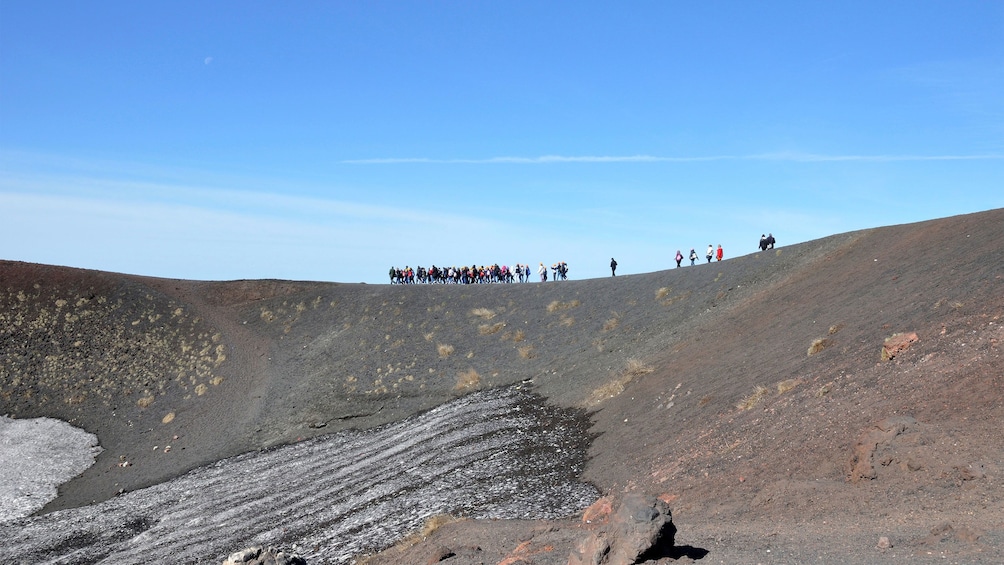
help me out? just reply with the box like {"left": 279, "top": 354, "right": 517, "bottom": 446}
{"left": 656, "top": 493, "right": 678, "bottom": 505}
{"left": 881, "top": 332, "right": 919, "bottom": 360}
{"left": 568, "top": 493, "right": 674, "bottom": 565}
{"left": 847, "top": 416, "right": 918, "bottom": 482}
{"left": 581, "top": 496, "right": 614, "bottom": 525}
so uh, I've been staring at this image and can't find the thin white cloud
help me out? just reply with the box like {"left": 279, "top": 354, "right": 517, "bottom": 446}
{"left": 341, "top": 155, "right": 736, "bottom": 164}
{"left": 343, "top": 153, "right": 1004, "bottom": 164}
{"left": 749, "top": 152, "right": 1004, "bottom": 162}
{"left": 0, "top": 170, "right": 485, "bottom": 229}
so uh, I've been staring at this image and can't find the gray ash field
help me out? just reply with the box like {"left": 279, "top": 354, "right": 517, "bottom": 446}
{"left": 0, "top": 386, "right": 595, "bottom": 564}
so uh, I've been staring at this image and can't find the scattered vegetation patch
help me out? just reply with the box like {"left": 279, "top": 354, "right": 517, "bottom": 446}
{"left": 808, "top": 338, "right": 832, "bottom": 356}
{"left": 776, "top": 378, "right": 802, "bottom": 394}
{"left": 736, "top": 385, "right": 770, "bottom": 411}
{"left": 437, "top": 343, "right": 454, "bottom": 358}
{"left": 585, "top": 374, "right": 633, "bottom": 407}
{"left": 1, "top": 284, "right": 228, "bottom": 411}
{"left": 656, "top": 287, "right": 671, "bottom": 300}
{"left": 603, "top": 313, "right": 621, "bottom": 332}
{"left": 470, "top": 307, "right": 496, "bottom": 320}
{"left": 584, "top": 359, "right": 654, "bottom": 407}
{"left": 699, "top": 395, "right": 713, "bottom": 406}
{"left": 518, "top": 345, "right": 537, "bottom": 359}
{"left": 420, "top": 513, "right": 461, "bottom": 538}
{"left": 828, "top": 324, "right": 843, "bottom": 335}
{"left": 659, "top": 290, "right": 690, "bottom": 306}
{"left": 547, "top": 299, "right": 581, "bottom": 313}
{"left": 479, "top": 322, "right": 505, "bottom": 335}
{"left": 368, "top": 514, "right": 464, "bottom": 561}
{"left": 454, "top": 368, "right": 481, "bottom": 391}
{"left": 816, "top": 382, "right": 834, "bottom": 397}
{"left": 625, "top": 358, "right": 654, "bottom": 376}
{"left": 560, "top": 315, "right": 575, "bottom": 327}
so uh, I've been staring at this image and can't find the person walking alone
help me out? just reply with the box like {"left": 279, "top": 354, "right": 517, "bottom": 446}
{"left": 675, "top": 250, "right": 683, "bottom": 268}
{"left": 610, "top": 258, "right": 618, "bottom": 276}
{"left": 689, "top": 248, "right": 698, "bottom": 266}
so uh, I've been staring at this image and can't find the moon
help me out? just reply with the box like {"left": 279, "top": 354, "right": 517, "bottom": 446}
{"left": 204, "top": 56, "right": 213, "bottom": 65}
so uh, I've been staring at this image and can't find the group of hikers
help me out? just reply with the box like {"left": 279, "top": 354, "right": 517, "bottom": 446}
{"left": 681, "top": 244, "right": 724, "bottom": 268}
{"left": 666, "top": 234, "right": 775, "bottom": 268}
{"left": 388, "top": 262, "right": 569, "bottom": 284}
{"left": 391, "top": 233, "right": 776, "bottom": 283}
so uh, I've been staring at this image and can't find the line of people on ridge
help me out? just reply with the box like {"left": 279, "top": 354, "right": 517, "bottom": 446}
{"left": 612, "top": 244, "right": 726, "bottom": 274}
{"left": 389, "top": 262, "right": 569, "bottom": 284}
{"left": 665, "top": 234, "right": 777, "bottom": 269}
{"left": 665, "top": 244, "right": 725, "bottom": 269}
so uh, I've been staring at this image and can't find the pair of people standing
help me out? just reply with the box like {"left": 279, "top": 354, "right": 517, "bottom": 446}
{"left": 705, "top": 244, "right": 723, "bottom": 263}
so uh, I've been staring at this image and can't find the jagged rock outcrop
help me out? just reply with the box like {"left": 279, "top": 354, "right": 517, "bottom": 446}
{"left": 847, "top": 416, "right": 919, "bottom": 482}
{"left": 881, "top": 332, "right": 919, "bottom": 360}
{"left": 568, "top": 493, "right": 674, "bottom": 565}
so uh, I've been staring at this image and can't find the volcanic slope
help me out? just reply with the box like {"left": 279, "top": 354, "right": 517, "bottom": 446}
{"left": 1, "top": 208, "right": 1002, "bottom": 563}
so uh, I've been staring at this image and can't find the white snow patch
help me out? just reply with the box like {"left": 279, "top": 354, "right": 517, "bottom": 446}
{"left": 0, "top": 416, "right": 102, "bottom": 522}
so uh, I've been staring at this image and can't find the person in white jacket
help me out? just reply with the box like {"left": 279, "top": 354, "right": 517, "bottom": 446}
{"left": 706, "top": 245, "right": 714, "bottom": 264}
{"left": 538, "top": 262, "right": 547, "bottom": 282}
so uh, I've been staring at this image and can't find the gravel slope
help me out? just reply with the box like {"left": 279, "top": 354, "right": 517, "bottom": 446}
{"left": 1, "top": 208, "right": 1002, "bottom": 564}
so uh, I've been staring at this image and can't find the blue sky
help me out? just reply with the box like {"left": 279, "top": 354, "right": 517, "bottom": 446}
{"left": 1, "top": 1, "right": 1001, "bottom": 283}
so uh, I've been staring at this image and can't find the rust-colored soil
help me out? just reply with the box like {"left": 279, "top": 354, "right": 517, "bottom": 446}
{"left": 2, "top": 208, "right": 1002, "bottom": 563}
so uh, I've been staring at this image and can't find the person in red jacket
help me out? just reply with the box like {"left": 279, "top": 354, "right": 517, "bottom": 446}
{"left": 716, "top": 244, "right": 724, "bottom": 262}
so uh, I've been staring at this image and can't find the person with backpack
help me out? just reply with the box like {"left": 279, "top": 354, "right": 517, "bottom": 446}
{"left": 689, "top": 249, "right": 698, "bottom": 266}
{"left": 706, "top": 245, "right": 714, "bottom": 264}
{"left": 675, "top": 250, "right": 683, "bottom": 268}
